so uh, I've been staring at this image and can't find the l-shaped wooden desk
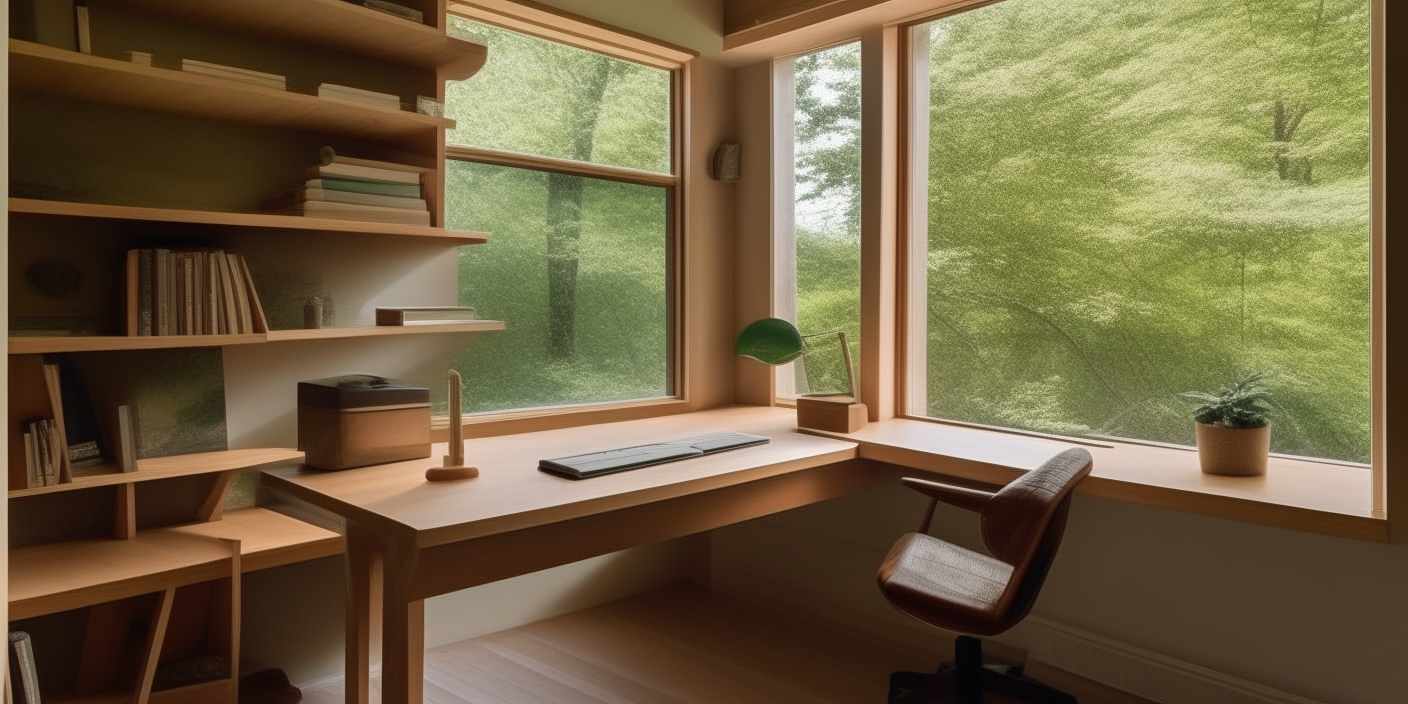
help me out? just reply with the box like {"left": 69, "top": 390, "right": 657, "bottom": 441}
{"left": 259, "top": 402, "right": 1381, "bottom": 704}
{"left": 261, "top": 405, "right": 886, "bottom": 704}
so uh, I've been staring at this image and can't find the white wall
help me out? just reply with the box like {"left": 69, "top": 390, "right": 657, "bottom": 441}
{"left": 710, "top": 482, "right": 1408, "bottom": 704}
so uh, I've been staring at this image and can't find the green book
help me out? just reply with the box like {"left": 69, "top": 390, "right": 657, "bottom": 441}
{"left": 305, "top": 178, "right": 422, "bottom": 198}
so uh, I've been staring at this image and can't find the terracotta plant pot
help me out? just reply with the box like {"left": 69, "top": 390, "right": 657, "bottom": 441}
{"left": 1194, "top": 422, "right": 1270, "bottom": 476}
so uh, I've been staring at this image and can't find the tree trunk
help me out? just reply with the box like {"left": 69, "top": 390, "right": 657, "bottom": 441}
{"left": 546, "top": 56, "right": 615, "bottom": 359}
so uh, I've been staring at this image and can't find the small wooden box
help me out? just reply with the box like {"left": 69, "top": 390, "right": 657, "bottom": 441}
{"left": 297, "top": 375, "right": 432, "bottom": 471}
{"left": 796, "top": 395, "right": 868, "bottom": 434}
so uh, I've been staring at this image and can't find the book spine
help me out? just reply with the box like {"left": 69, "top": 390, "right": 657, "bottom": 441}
{"left": 226, "top": 254, "right": 253, "bottom": 335}
{"left": 24, "top": 427, "right": 37, "bottom": 489}
{"left": 182, "top": 254, "right": 194, "bottom": 335}
{"left": 139, "top": 249, "right": 154, "bottom": 336}
{"left": 193, "top": 251, "right": 207, "bottom": 335}
{"left": 43, "top": 362, "right": 73, "bottom": 483}
{"left": 10, "top": 631, "right": 43, "bottom": 704}
{"left": 217, "top": 253, "right": 239, "bottom": 335}
{"left": 206, "top": 252, "right": 221, "bottom": 335}
{"left": 308, "top": 178, "right": 423, "bottom": 198}
{"left": 125, "top": 249, "right": 140, "bottom": 336}
{"left": 235, "top": 255, "right": 269, "bottom": 333}
{"left": 75, "top": 1, "right": 92, "bottom": 54}
{"left": 156, "top": 249, "right": 170, "bottom": 336}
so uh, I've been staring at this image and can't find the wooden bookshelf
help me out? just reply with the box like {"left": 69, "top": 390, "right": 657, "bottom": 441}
{"left": 101, "top": 0, "right": 488, "bottom": 79}
{"left": 9, "top": 40, "right": 454, "bottom": 148}
{"left": 9, "top": 322, "right": 505, "bottom": 354}
{"left": 8, "top": 448, "right": 304, "bottom": 499}
{"left": 8, "top": 507, "right": 341, "bottom": 620}
{"left": 9, "top": 198, "right": 492, "bottom": 244}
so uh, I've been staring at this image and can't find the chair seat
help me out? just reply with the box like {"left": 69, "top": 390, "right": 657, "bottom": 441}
{"left": 878, "top": 532, "right": 1015, "bottom": 636}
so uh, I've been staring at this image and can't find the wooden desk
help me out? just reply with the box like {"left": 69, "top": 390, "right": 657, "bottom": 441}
{"left": 261, "top": 405, "right": 874, "bottom": 704}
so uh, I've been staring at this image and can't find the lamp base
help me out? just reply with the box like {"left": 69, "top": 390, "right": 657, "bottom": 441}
{"left": 796, "top": 395, "right": 868, "bottom": 433}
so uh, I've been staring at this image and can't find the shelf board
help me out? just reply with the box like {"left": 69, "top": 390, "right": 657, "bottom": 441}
{"left": 9, "top": 40, "right": 454, "bottom": 148}
{"left": 9, "top": 322, "right": 504, "bottom": 354}
{"left": 9, "top": 448, "right": 305, "bottom": 499}
{"left": 101, "top": 0, "right": 487, "bottom": 80}
{"left": 265, "top": 320, "right": 505, "bottom": 342}
{"left": 9, "top": 198, "right": 492, "bottom": 244}
{"left": 9, "top": 508, "right": 342, "bottom": 620}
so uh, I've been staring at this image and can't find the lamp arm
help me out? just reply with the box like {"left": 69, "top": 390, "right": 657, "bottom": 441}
{"left": 800, "top": 331, "right": 857, "bottom": 398}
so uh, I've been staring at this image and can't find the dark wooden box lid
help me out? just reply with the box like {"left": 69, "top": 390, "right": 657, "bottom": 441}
{"left": 297, "top": 374, "right": 430, "bottom": 410}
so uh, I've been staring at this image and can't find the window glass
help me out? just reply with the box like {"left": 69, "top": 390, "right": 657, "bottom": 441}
{"left": 915, "top": 0, "right": 1371, "bottom": 462}
{"left": 447, "top": 161, "right": 670, "bottom": 413}
{"left": 789, "top": 43, "right": 862, "bottom": 396}
{"left": 446, "top": 17, "right": 672, "bottom": 174}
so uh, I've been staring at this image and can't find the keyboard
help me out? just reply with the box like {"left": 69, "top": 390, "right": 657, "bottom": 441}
{"left": 538, "top": 432, "right": 772, "bottom": 479}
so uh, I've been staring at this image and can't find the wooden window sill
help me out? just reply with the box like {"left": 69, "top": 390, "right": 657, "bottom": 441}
{"left": 801, "top": 417, "right": 1387, "bottom": 543}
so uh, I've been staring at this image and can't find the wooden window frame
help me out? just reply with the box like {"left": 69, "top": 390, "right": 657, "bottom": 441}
{"left": 885, "top": 0, "right": 1389, "bottom": 535}
{"left": 436, "top": 2, "right": 697, "bottom": 439}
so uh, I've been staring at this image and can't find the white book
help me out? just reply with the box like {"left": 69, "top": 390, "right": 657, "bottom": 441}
{"left": 124, "top": 50, "right": 154, "bottom": 66}
{"left": 307, "top": 162, "right": 423, "bottom": 185}
{"left": 181, "top": 59, "right": 287, "bottom": 90}
{"left": 318, "top": 84, "right": 402, "bottom": 109}
{"left": 75, "top": 2, "right": 92, "bottom": 54}
{"left": 265, "top": 200, "right": 431, "bottom": 226}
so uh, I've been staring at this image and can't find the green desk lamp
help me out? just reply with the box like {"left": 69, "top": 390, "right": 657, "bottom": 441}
{"left": 735, "top": 318, "right": 867, "bottom": 433}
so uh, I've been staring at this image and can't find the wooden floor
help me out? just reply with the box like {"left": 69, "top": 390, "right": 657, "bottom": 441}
{"left": 302, "top": 585, "right": 1150, "bottom": 704}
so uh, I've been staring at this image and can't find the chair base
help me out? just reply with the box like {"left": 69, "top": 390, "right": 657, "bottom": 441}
{"left": 889, "top": 636, "right": 1076, "bottom": 704}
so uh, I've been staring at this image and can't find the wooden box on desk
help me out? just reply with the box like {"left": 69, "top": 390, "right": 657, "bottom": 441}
{"left": 297, "top": 375, "right": 432, "bottom": 470}
{"left": 796, "top": 395, "right": 867, "bottom": 433}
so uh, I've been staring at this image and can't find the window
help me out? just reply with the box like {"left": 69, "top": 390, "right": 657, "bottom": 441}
{"left": 444, "top": 16, "right": 677, "bottom": 415}
{"left": 776, "top": 42, "right": 862, "bottom": 398}
{"left": 905, "top": 0, "right": 1374, "bottom": 464}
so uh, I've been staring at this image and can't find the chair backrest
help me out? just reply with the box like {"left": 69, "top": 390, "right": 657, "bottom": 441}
{"left": 981, "top": 447, "right": 1092, "bottom": 630}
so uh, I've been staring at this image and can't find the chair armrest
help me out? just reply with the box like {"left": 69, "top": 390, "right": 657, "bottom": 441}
{"left": 901, "top": 477, "right": 996, "bottom": 514}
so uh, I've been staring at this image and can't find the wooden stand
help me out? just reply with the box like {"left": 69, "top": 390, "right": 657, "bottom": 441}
{"left": 796, "top": 395, "right": 868, "bottom": 434}
{"left": 426, "top": 370, "right": 478, "bottom": 481}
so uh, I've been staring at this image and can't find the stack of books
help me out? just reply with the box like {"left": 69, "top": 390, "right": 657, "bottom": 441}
{"left": 125, "top": 249, "right": 268, "bottom": 337}
{"left": 181, "top": 58, "right": 287, "bottom": 90}
{"left": 21, "top": 418, "right": 63, "bottom": 488}
{"left": 318, "top": 83, "right": 402, "bottom": 110}
{"left": 262, "top": 153, "right": 431, "bottom": 226}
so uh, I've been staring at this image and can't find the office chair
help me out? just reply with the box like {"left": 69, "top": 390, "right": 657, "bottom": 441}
{"left": 877, "top": 447, "right": 1093, "bottom": 704}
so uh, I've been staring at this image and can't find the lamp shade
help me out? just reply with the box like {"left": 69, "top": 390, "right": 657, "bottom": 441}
{"left": 734, "top": 318, "right": 805, "bottom": 365}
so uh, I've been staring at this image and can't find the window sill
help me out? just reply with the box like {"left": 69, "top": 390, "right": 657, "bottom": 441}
{"left": 800, "top": 417, "right": 1387, "bottom": 543}
{"left": 432, "top": 397, "right": 691, "bottom": 441}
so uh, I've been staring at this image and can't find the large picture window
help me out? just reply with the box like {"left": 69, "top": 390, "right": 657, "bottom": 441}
{"left": 777, "top": 42, "right": 862, "bottom": 398}
{"left": 445, "top": 16, "right": 676, "bottom": 414}
{"left": 906, "top": 0, "right": 1373, "bottom": 463}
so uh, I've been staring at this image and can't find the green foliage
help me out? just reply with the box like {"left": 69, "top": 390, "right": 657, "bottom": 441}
{"left": 1179, "top": 372, "right": 1274, "bottom": 429}
{"left": 910, "top": 0, "right": 1370, "bottom": 462}
{"left": 442, "top": 22, "right": 672, "bottom": 414}
{"left": 793, "top": 44, "right": 862, "bottom": 396}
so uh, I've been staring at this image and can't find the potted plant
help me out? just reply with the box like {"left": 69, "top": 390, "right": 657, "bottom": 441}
{"left": 1178, "top": 372, "right": 1274, "bottom": 476}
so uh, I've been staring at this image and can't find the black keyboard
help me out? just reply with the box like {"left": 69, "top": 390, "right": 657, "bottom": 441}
{"left": 538, "top": 432, "right": 771, "bottom": 479}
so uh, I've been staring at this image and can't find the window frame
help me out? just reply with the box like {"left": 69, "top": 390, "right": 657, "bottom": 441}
{"left": 890, "top": 0, "right": 1388, "bottom": 521}
{"left": 436, "top": 1, "right": 695, "bottom": 437}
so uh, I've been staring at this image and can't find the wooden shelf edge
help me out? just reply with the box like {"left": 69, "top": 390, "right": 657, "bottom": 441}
{"left": 9, "top": 323, "right": 505, "bottom": 354}
{"left": 266, "top": 321, "right": 505, "bottom": 341}
{"left": 9, "top": 40, "right": 453, "bottom": 143}
{"left": 101, "top": 0, "right": 487, "bottom": 79}
{"left": 8, "top": 198, "right": 491, "bottom": 244}
{"left": 9, "top": 508, "right": 342, "bottom": 619}
{"left": 9, "top": 448, "right": 305, "bottom": 499}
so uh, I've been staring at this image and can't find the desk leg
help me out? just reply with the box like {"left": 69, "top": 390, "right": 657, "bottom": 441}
{"left": 344, "top": 523, "right": 382, "bottom": 704}
{"left": 379, "top": 532, "right": 424, "bottom": 704}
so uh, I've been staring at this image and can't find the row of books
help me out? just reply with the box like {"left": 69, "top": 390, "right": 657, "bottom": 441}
{"left": 262, "top": 150, "right": 431, "bottom": 226}
{"left": 21, "top": 419, "right": 64, "bottom": 488}
{"left": 14, "top": 357, "right": 111, "bottom": 490}
{"left": 125, "top": 249, "right": 268, "bottom": 337}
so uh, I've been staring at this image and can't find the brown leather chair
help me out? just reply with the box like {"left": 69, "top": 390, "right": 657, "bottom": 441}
{"left": 878, "top": 447, "right": 1093, "bottom": 704}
